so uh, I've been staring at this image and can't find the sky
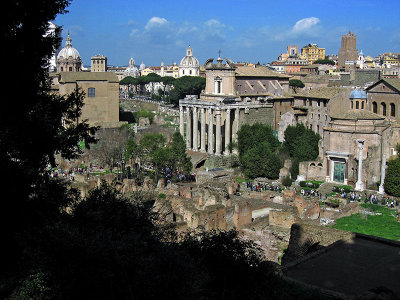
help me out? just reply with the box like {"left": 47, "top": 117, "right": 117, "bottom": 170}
{"left": 54, "top": 0, "right": 400, "bottom": 67}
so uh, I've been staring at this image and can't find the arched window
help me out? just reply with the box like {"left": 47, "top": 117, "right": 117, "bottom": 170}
{"left": 372, "top": 101, "right": 377, "bottom": 113}
{"left": 361, "top": 101, "right": 364, "bottom": 109}
{"left": 215, "top": 76, "right": 222, "bottom": 94}
{"left": 356, "top": 101, "right": 359, "bottom": 109}
{"left": 381, "top": 102, "right": 387, "bottom": 116}
{"left": 390, "top": 103, "right": 396, "bottom": 117}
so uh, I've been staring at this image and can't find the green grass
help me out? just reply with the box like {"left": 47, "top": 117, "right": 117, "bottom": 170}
{"left": 236, "top": 177, "right": 251, "bottom": 183}
{"left": 333, "top": 204, "right": 400, "bottom": 241}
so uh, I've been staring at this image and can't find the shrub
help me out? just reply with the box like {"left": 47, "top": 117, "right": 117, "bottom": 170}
{"left": 282, "top": 176, "right": 294, "bottom": 187}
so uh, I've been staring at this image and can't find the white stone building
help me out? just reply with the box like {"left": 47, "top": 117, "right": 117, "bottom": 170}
{"left": 179, "top": 46, "right": 200, "bottom": 77}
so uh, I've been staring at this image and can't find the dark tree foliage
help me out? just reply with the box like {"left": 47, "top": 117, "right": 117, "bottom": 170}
{"left": 289, "top": 79, "right": 305, "bottom": 93}
{"left": 168, "top": 76, "right": 206, "bottom": 106}
{"left": 314, "top": 59, "right": 335, "bottom": 65}
{"left": 384, "top": 145, "right": 400, "bottom": 197}
{"left": 237, "top": 123, "right": 281, "bottom": 179}
{"left": 282, "top": 123, "right": 320, "bottom": 177}
{"left": 0, "top": 0, "right": 97, "bottom": 296}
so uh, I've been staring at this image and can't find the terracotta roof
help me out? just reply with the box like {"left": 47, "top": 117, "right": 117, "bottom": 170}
{"left": 330, "top": 109, "right": 385, "bottom": 120}
{"left": 292, "top": 87, "right": 350, "bottom": 99}
{"left": 235, "top": 65, "right": 290, "bottom": 78}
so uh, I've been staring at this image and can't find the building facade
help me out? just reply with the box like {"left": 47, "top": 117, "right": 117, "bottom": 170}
{"left": 366, "top": 79, "right": 400, "bottom": 121}
{"left": 91, "top": 55, "right": 107, "bottom": 72}
{"left": 56, "top": 72, "right": 120, "bottom": 127}
{"left": 301, "top": 44, "right": 325, "bottom": 64}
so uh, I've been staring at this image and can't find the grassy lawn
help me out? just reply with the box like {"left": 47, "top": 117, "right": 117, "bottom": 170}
{"left": 236, "top": 176, "right": 251, "bottom": 183}
{"left": 333, "top": 204, "right": 400, "bottom": 241}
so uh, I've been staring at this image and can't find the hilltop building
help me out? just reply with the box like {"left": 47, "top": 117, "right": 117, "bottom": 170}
{"left": 301, "top": 44, "right": 325, "bottom": 64}
{"left": 338, "top": 31, "right": 358, "bottom": 71}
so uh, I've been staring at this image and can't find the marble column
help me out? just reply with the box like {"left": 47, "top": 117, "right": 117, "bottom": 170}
{"left": 200, "top": 108, "right": 206, "bottom": 152}
{"left": 325, "top": 157, "right": 330, "bottom": 182}
{"left": 192, "top": 106, "right": 198, "bottom": 151}
{"left": 208, "top": 108, "right": 214, "bottom": 154}
{"left": 215, "top": 109, "right": 222, "bottom": 155}
{"left": 355, "top": 140, "right": 364, "bottom": 191}
{"left": 179, "top": 105, "right": 184, "bottom": 137}
{"left": 378, "top": 154, "right": 387, "bottom": 194}
{"left": 232, "top": 108, "right": 240, "bottom": 154}
{"left": 224, "top": 108, "right": 231, "bottom": 155}
{"left": 186, "top": 106, "right": 191, "bottom": 149}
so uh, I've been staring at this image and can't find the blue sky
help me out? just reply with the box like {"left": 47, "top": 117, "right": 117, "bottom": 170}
{"left": 54, "top": 0, "right": 400, "bottom": 67}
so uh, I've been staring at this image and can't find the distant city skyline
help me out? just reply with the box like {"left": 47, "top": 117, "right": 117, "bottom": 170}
{"left": 54, "top": 0, "right": 400, "bottom": 67}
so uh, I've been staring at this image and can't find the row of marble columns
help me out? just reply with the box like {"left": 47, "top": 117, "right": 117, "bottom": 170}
{"left": 179, "top": 105, "right": 239, "bottom": 155}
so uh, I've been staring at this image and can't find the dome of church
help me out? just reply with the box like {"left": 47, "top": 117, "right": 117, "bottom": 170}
{"left": 180, "top": 46, "right": 200, "bottom": 67}
{"left": 139, "top": 62, "right": 146, "bottom": 71}
{"left": 350, "top": 89, "right": 367, "bottom": 99}
{"left": 57, "top": 33, "right": 81, "bottom": 60}
{"left": 125, "top": 57, "right": 140, "bottom": 77}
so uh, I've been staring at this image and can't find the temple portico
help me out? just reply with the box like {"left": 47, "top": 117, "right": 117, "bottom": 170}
{"left": 180, "top": 97, "right": 275, "bottom": 157}
{"left": 180, "top": 99, "right": 243, "bottom": 156}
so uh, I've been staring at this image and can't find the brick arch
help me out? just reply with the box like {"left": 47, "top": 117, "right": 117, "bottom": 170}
{"left": 390, "top": 103, "right": 396, "bottom": 117}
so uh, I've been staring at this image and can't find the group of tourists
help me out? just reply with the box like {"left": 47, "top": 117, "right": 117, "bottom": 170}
{"left": 300, "top": 189, "right": 319, "bottom": 198}
{"left": 246, "top": 181, "right": 282, "bottom": 192}
{"left": 50, "top": 168, "right": 76, "bottom": 181}
{"left": 368, "top": 194, "right": 398, "bottom": 208}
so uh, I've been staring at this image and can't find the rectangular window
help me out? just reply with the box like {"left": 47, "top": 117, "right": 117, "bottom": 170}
{"left": 88, "top": 88, "right": 95, "bottom": 97}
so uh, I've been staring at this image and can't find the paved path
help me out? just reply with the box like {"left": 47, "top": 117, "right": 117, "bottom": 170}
{"left": 285, "top": 236, "right": 400, "bottom": 296}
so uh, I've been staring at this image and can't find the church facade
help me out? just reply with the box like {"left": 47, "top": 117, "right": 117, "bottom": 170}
{"left": 53, "top": 33, "right": 120, "bottom": 128}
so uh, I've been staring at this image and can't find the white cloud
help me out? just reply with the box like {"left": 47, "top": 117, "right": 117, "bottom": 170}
{"left": 145, "top": 17, "right": 168, "bottom": 31}
{"left": 292, "top": 17, "right": 320, "bottom": 33}
{"left": 129, "top": 28, "right": 139, "bottom": 38}
{"left": 200, "top": 19, "right": 227, "bottom": 42}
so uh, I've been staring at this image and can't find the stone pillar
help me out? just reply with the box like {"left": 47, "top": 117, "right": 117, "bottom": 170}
{"left": 186, "top": 106, "right": 191, "bottom": 149}
{"left": 224, "top": 108, "right": 231, "bottom": 155}
{"left": 208, "top": 108, "right": 214, "bottom": 154}
{"left": 355, "top": 140, "right": 364, "bottom": 191}
{"left": 192, "top": 106, "right": 198, "bottom": 151}
{"left": 378, "top": 154, "right": 387, "bottom": 194}
{"left": 233, "top": 108, "right": 240, "bottom": 154}
{"left": 179, "top": 105, "right": 184, "bottom": 137}
{"left": 200, "top": 108, "right": 206, "bottom": 152}
{"left": 215, "top": 109, "right": 222, "bottom": 155}
{"left": 325, "top": 157, "right": 330, "bottom": 182}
